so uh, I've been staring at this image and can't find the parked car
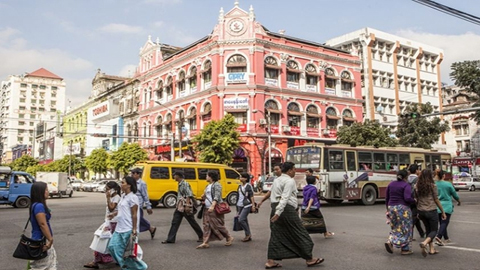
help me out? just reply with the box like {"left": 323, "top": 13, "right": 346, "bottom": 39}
{"left": 453, "top": 177, "right": 480, "bottom": 191}
{"left": 69, "top": 178, "right": 84, "bottom": 191}
{"left": 262, "top": 176, "right": 275, "bottom": 193}
{"left": 83, "top": 181, "right": 101, "bottom": 192}
{"left": 95, "top": 180, "right": 110, "bottom": 193}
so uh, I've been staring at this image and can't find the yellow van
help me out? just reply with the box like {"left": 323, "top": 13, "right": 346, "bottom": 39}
{"left": 135, "top": 161, "right": 242, "bottom": 208}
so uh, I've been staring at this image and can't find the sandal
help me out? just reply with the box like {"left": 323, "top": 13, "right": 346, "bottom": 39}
{"left": 265, "top": 263, "right": 282, "bottom": 269}
{"left": 419, "top": 243, "right": 428, "bottom": 258}
{"left": 435, "top": 237, "right": 444, "bottom": 246}
{"left": 225, "top": 236, "right": 234, "bottom": 246}
{"left": 401, "top": 250, "right": 413, "bottom": 255}
{"left": 324, "top": 232, "right": 335, "bottom": 239}
{"left": 150, "top": 227, "right": 157, "bottom": 240}
{"left": 196, "top": 243, "right": 209, "bottom": 249}
{"left": 429, "top": 250, "right": 439, "bottom": 255}
{"left": 83, "top": 262, "right": 99, "bottom": 269}
{"left": 307, "top": 258, "right": 324, "bottom": 267}
{"left": 384, "top": 242, "right": 393, "bottom": 254}
{"left": 242, "top": 235, "right": 252, "bottom": 242}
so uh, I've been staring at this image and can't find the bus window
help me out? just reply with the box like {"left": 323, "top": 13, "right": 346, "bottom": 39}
{"left": 431, "top": 155, "right": 441, "bottom": 171}
{"left": 328, "top": 150, "right": 344, "bottom": 170}
{"left": 286, "top": 147, "right": 321, "bottom": 169}
{"left": 358, "top": 152, "right": 372, "bottom": 171}
{"left": 373, "top": 153, "right": 386, "bottom": 171}
{"left": 399, "top": 154, "right": 410, "bottom": 170}
{"left": 346, "top": 151, "right": 356, "bottom": 171}
{"left": 425, "top": 155, "right": 432, "bottom": 170}
{"left": 386, "top": 153, "right": 399, "bottom": 171}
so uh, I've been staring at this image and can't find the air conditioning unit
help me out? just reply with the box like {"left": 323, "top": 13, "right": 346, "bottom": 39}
{"left": 282, "top": 126, "right": 291, "bottom": 132}
{"left": 259, "top": 119, "right": 267, "bottom": 125}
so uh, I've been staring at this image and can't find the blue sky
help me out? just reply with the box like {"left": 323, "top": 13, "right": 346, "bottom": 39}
{"left": 1, "top": 0, "right": 479, "bottom": 106}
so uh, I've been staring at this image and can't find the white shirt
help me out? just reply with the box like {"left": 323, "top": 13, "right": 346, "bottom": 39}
{"left": 115, "top": 192, "right": 140, "bottom": 233}
{"left": 205, "top": 183, "right": 213, "bottom": 208}
{"left": 105, "top": 194, "right": 121, "bottom": 222}
{"left": 270, "top": 173, "right": 298, "bottom": 216}
{"left": 237, "top": 184, "right": 252, "bottom": 207}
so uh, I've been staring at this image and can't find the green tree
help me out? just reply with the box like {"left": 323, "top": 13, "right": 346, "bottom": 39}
{"left": 396, "top": 103, "right": 450, "bottom": 149}
{"left": 336, "top": 119, "right": 398, "bottom": 148}
{"left": 450, "top": 60, "right": 480, "bottom": 123}
{"left": 26, "top": 164, "right": 49, "bottom": 176}
{"left": 109, "top": 143, "right": 148, "bottom": 175}
{"left": 192, "top": 114, "right": 240, "bottom": 164}
{"left": 85, "top": 148, "right": 110, "bottom": 177}
{"left": 10, "top": 155, "right": 39, "bottom": 171}
{"left": 53, "top": 155, "right": 87, "bottom": 176}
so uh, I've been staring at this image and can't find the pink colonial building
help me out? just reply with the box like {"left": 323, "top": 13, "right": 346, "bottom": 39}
{"left": 135, "top": 3, "right": 363, "bottom": 177}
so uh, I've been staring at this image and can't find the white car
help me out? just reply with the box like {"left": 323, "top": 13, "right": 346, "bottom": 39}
{"left": 95, "top": 180, "right": 110, "bottom": 193}
{"left": 69, "top": 179, "right": 84, "bottom": 191}
{"left": 453, "top": 177, "right": 480, "bottom": 191}
{"left": 262, "top": 176, "right": 275, "bottom": 193}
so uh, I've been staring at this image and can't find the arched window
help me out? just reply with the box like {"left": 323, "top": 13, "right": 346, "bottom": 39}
{"left": 202, "top": 60, "right": 212, "bottom": 89}
{"left": 201, "top": 103, "right": 212, "bottom": 121}
{"left": 343, "top": 109, "right": 355, "bottom": 126}
{"left": 325, "top": 68, "right": 338, "bottom": 93}
{"left": 147, "top": 121, "right": 152, "bottom": 137}
{"left": 287, "top": 103, "right": 302, "bottom": 127}
{"left": 188, "top": 66, "right": 197, "bottom": 90}
{"left": 142, "top": 123, "right": 147, "bottom": 138}
{"left": 341, "top": 71, "right": 354, "bottom": 97}
{"left": 306, "top": 105, "right": 321, "bottom": 129}
{"left": 264, "top": 56, "right": 280, "bottom": 85}
{"left": 177, "top": 71, "right": 185, "bottom": 96}
{"left": 119, "top": 101, "right": 125, "bottom": 114}
{"left": 164, "top": 113, "right": 173, "bottom": 133}
{"left": 148, "top": 87, "right": 152, "bottom": 100}
{"left": 265, "top": 100, "right": 281, "bottom": 126}
{"left": 326, "top": 107, "right": 340, "bottom": 130}
{"left": 155, "top": 116, "right": 163, "bottom": 137}
{"left": 178, "top": 110, "right": 185, "bottom": 132}
{"left": 453, "top": 117, "right": 469, "bottom": 136}
{"left": 305, "top": 64, "right": 320, "bottom": 91}
{"left": 127, "top": 124, "right": 132, "bottom": 142}
{"left": 156, "top": 80, "right": 163, "bottom": 100}
{"left": 187, "top": 107, "right": 197, "bottom": 131}
{"left": 227, "top": 54, "right": 247, "bottom": 73}
{"left": 286, "top": 60, "right": 300, "bottom": 89}
{"left": 165, "top": 76, "right": 173, "bottom": 99}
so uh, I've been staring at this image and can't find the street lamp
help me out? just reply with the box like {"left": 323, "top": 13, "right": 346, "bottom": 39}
{"left": 252, "top": 109, "right": 272, "bottom": 175}
{"left": 155, "top": 101, "right": 184, "bottom": 161}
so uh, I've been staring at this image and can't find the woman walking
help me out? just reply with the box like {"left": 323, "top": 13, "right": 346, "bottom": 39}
{"left": 84, "top": 181, "right": 121, "bottom": 269}
{"left": 29, "top": 181, "right": 57, "bottom": 270}
{"left": 415, "top": 169, "right": 447, "bottom": 257}
{"left": 384, "top": 170, "right": 415, "bottom": 255}
{"left": 236, "top": 173, "right": 256, "bottom": 242}
{"left": 196, "top": 171, "right": 234, "bottom": 249}
{"left": 301, "top": 176, "right": 334, "bottom": 238}
{"left": 108, "top": 177, "right": 148, "bottom": 269}
{"left": 435, "top": 170, "right": 461, "bottom": 246}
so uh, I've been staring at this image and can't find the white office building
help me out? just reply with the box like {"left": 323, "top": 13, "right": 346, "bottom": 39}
{"left": 0, "top": 68, "right": 66, "bottom": 163}
{"left": 326, "top": 28, "right": 444, "bottom": 129}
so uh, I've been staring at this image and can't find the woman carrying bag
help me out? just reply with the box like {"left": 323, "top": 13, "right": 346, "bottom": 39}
{"left": 301, "top": 176, "right": 334, "bottom": 238}
{"left": 84, "top": 181, "right": 121, "bottom": 269}
{"left": 235, "top": 173, "right": 256, "bottom": 242}
{"left": 108, "top": 177, "right": 148, "bottom": 269}
{"left": 29, "top": 181, "right": 57, "bottom": 270}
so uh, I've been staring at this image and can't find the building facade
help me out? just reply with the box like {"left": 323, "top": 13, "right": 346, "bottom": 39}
{"left": 134, "top": 3, "right": 363, "bottom": 176}
{"left": 0, "top": 68, "right": 66, "bottom": 163}
{"left": 326, "top": 28, "right": 444, "bottom": 130}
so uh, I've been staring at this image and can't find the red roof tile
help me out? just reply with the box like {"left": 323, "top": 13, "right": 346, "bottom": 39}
{"left": 26, "top": 68, "right": 63, "bottom": 80}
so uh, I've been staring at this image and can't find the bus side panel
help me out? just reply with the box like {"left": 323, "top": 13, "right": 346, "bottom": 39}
{"left": 345, "top": 187, "right": 361, "bottom": 200}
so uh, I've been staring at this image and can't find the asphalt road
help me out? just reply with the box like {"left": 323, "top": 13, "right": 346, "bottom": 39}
{"left": 1, "top": 191, "right": 479, "bottom": 270}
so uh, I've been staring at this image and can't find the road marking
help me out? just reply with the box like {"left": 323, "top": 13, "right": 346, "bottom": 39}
{"left": 442, "top": 245, "right": 480, "bottom": 253}
{"left": 452, "top": 220, "right": 480, "bottom": 225}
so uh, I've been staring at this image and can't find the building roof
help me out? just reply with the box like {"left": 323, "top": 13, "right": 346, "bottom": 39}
{"left": 25, "top": 68, "right": 63, "bottom": 80}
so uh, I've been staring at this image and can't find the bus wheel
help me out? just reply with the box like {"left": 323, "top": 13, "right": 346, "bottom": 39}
{"left": 361, "top": 186, "right": 376, "bottom": 205}
{"left": 163, "top": 193, "right": 177, "bottom": 208}
{"left": 226, "top": 192, "right": 238, "bottom": 206}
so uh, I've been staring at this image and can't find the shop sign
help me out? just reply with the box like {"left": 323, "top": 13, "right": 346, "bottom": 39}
{"left": 224, "top": 97, "right": 249, "bottom": 109}
{"left": 91, "top": 100, "right": 110, "bottom": 120}
{"left": 290, "top": 126, "right": 300, "bottom": 135}
{"left": 226, "top": 72, "right": 247, "bottom": 83}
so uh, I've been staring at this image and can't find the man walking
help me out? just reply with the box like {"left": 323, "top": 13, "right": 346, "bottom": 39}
{"left": 265, "top": 162, "right": 324, "bottom": 269}
{"left": 162, "top": 171, "right": 203, "bottom": 244}
{"left": 131, "top": 168, "right": 156, "bottom": 239}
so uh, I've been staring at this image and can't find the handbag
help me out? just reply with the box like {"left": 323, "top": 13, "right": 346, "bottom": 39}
{"left": 209, "top": 184, "right": 231, "bottom": 215}
{"left": 233, "top": 216, "right": 243, "bottom": 231}
{"left": 123, "top": 234, "right": 138, "bottom": 258}
{"left": 13, "top": 203, "right": 48, "bottom": 261}
{"left": 196, "top": 204, "right": 205, "bottom": 219}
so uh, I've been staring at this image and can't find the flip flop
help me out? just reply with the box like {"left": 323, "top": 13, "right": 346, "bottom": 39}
{"left": 161, "top": 240, "right": 174, "bottom": 244}
{"left": 196, "top": 243, "right": 209, "bottom": 249}
{"left": 265, "top": 263, "right": 282, "bottom": 269}
{"left": 429, "top": 250, "right": 440, "bottom": 255}
{"left": 307, "top": 258, "right": 325, "bottom": 267}
{"left": 420, "top": 243, "right": 428, "bottom": 257}
{"left": 83, "top": 262, "right": 99, "bottom": 269}
{"left": 401, "top": 250, "right": 413, "bottom": 255}
{"left": 324, "top": 232, "right": 335, "bottom": 239}
{"left": 150, "top": 227, "right": 157, "bottom": 240}
{"left": 384, "top": 242, "right": 393, "bottom": 254}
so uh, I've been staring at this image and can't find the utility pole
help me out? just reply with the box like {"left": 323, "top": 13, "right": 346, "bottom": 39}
{"left": 68, "top": 140, "right": 72, "bottom": 177}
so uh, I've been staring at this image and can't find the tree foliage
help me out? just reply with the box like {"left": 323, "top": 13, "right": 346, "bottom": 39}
{"left": 396, "top": 103, "right": 450, "bottom": 149}
{"left": 109, "top": 143, "right": 148, "bottom": 174}
{"left": 336, "top": 120, "right": 398, "bottom": 148}
{"left": 51, "top": 155, "right": 87, "bottom": 175}
{"left": 85, "top": 148, "right": 110, "bottom": 176}
{"left": 450, "top": 60, "right": 480, "bottom": 123}
{"left": 10, "top": 155, "right": 39, "bottom": 171}
{"left": 192, "top": 114, "right": 240, "bottom": 164}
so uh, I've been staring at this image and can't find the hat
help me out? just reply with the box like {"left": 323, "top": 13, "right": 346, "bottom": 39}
{"left": 130, "top": 168, "right": 143, "bottom": 174}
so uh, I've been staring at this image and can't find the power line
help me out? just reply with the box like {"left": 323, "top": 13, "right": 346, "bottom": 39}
{"left": 412, "top": 0, "right": 480, "bottom": 26}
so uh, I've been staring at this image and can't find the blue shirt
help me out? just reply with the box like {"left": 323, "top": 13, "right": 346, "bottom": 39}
{"left": 30, "top": 202, "right": 52, "bottom": 240}
{"left": 136, "top": 178, "right": 152, "bottom": 209}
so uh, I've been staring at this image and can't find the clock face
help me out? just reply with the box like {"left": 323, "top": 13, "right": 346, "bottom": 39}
{"left": 229, "top": 20, "right": 244, "bottom": 33}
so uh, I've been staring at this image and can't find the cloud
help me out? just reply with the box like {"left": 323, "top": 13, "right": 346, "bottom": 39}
{"left": 64, "top": 78, "right": 93, "bottom": 107}
{"left": 396, "top": 29, "right": 480, "bottom": 84}
{"left": 118, "top": 64, "right": 137, "bottom": 77}
{"left": 99, "top": 23, "right": 144, "bottom": 34}
{"left": 143, "top": 0, "right": 182, "bottom": 4}
{"left": 0, "top": 27, "right": 21, "bottom": 45}
{"left": 152, "top": 21, "right": 164, "bottom": 28}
